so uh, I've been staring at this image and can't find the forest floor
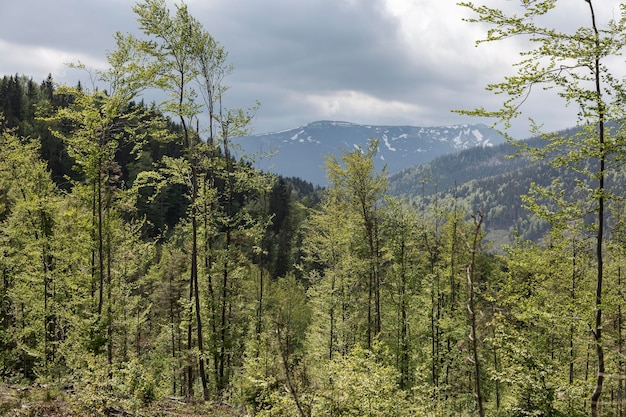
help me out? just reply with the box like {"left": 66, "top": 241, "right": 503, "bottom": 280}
{"left": 0, "top": 384, "right": 245, "bottom": 416}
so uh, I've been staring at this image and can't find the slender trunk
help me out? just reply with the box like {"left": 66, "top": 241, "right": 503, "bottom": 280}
{"left": 203, "top": 70, "right": 223, "bottom": 399}
{"left": 276, "top": 324, "right": 309, "bottom": 417}
{"left": 204, "top": 141, "right": 220, "bottom": 394}
{"left": 619, "top": 267, "right": 624, "bottom": 417}
{"left": 169, "top": 267, "right": 177, "bottom": 396}
{"left": 97, "top": 157, "right": 104, "bottom": 316}
{"left": 450, "top": 182, "right": 458, "bottom": 310}
{"left": 192, "top": 171, "right": 209, "bottom": 400}
{"left": 256, "top": 187, "right": 269, "bottom": 346}
{"left": 43, "top": 265, "right": 48, "bottom": 371}
{"left": 361, "top": 197, "right": 379, "bottom": 348}
{"left": 178, "top": 100, "right": 195, "bottom": 398}
{"left": 365, "top": 216, "right": 373, "bottom": 350}
{"left": 186, "top": 276, "right": 194, "bottom": 398}
{"left": 190, "top": 126, "right": 209, "bottom": 401}
{"left": 467, "top": 212, "right": 484, "bottom": 417}
{"left": 367, "top": 268, "right": 373, "bottom": 350}
{"left": 431, "top": 274, "right": 438, "bottom": 387}
{"left": 37, "top": 207, "right": 55, "bottom": 371}
{"left": 177, "top": 288, "right": 183, "bottom": 397}
{"left": 208, "top": 252, "right": 220, "bottom": 388}
{"left": 446, "top": 194, "right": 458, "bottom": 395}
{"left": 493, "top": 335, "right": 500, "bottom": 410}
{"left": 42, "top": 226, "right": 50, "bottom": 371}
{"left": 329, "top": 272, "right": 336, "bottom": 360}
{"left": 341, "top": 276, "right": 348, "bottom": 354}
{"left": 217, "top": 120, "right": 234, "bottom": 396}
{"left": 91, "top": 181, "right": 96, "bottom": 305}
{"left": 399, "top": 238, "right": 409, "bottom": 389}
{"left": 206, "top": 243, "right": 220, "bottom": 392}
{"left": 256, "top": 265, "right": 264, "bottom": 347}
{"left": 570, "top": 238, "right": 577, "bottom": 386}
{"left": 106, "top": 199, "right": 113, "bottom": 371}
{"left": 588, "top": 2, "right": 605, "bottom": 415}
{"left": 218, "top": 217, "right": 231, "bottom": 393}
{"left": 374, "top": 218, "right": 381, "bottom": 338}
{"left": 429, "top": 236, "right": 441, "bottom": 390}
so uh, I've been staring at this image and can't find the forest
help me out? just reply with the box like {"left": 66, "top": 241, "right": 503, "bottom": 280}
{"left": 1, "top": 0, "right": 626, "bottom": 416}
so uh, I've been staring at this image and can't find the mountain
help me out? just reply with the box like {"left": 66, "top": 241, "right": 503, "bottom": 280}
{"left": 388, "top": 136, "right": 545, "bottom": 198}
{"left": 388, "top": 137, "right": 547, "bottom": 245}
{"left": 387, "top": 126, "right": 623, "bottom": 247}
{"left": 234, "top": 120, "right": 505, "bottom": 185}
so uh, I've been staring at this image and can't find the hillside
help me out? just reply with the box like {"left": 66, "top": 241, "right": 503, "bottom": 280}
{"left": 2, "top": 71, "right": 626, "bottom": 416}
{"left": 388, "top": 127, "right": 608, "bottom": 245}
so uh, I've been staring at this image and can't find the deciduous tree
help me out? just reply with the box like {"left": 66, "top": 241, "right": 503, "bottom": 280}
{"left": 458, "top": 1, "right": 626, "bottom": 414}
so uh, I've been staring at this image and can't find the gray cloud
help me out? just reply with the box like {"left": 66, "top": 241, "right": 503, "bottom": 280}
{"left": 195, "top": 0, "right": 417, "bottom": 94}
{"left": 1, "top": 0, "right": 622, "bottom": 139}
{"left": 1, "top": 0, "right": 135, "bottom": 54}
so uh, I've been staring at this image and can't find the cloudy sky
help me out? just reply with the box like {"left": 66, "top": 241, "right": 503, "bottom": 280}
{"left": 1, "top": 0, "right": 624, "bottom": 138}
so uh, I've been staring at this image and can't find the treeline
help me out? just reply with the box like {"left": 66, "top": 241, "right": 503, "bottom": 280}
{"left": 1, "top": 1, "right": 625, "bottom": 416}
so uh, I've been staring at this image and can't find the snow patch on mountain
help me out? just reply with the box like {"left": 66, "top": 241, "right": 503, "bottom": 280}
{"left": 382, "top": 134, "right": 396, "bottom": 152}
{"left": 472, "top": 129, "right": 484, "bottom": 143}
{"left": 290, "top": 130, "right": 305, "bottom": 141}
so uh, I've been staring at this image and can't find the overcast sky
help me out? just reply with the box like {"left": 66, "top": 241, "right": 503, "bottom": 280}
{"left": 1, "top": 0, "right": 624, "bottom": 139}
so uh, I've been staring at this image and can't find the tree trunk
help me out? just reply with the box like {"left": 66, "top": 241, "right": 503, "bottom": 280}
{"left": 329, "top": 272, "right": 336, "bottom": 360}
{"left": 467, "top": 212, "right": 484, "bottom": 417}
{"left": 97, "top": 155, "right": 104, "bottom": 316}
{"left": 169, "top": 267, "right": 177, "bottom": 396}
{"left": 618, "top": 267, "right": 624, "bottom": 417}
{"left": 399, "top": 239, "right": 409, "bottom": 388}
{"left": 106, "top": 198, "right": 113, "bottom": 372}
{"left": 588, "top": 2, "right": 605, "bottom": 415}
{"left": 186, "top": 270, "right": 194, "bottom": 398}
{"left": 191, "top": 162, "right": 209, "bottom": 401}
{"left": 217, "top": 121, "right": 234, "bottom": 397}
{"left": 276, "top": 324, "right": 309, "bottom": 417}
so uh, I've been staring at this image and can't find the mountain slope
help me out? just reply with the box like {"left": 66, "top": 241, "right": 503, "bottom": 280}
{"left": 388, "top": 127, "right": 624, "bottom": 246}
{"left": 235, "top": 120, "right": 505, "bottom": 185}
{"left": 388, "top": 137, "right": 540, "bottom": 241}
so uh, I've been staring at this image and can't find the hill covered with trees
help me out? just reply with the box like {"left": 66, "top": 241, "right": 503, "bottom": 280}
{"left": 387, "top": 126, "right": 626, "bottom": 245}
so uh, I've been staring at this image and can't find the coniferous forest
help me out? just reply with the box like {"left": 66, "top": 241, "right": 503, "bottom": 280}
{"left": 1, "top": 0, "right": 626, "bottom": 416}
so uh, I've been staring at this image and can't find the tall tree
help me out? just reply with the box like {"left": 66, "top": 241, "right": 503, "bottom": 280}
{"left": 130, "top": 0, "right": 266, "bottom": 400}
{"left": 302, "top": 191, "right": 357, "bottom": 361}
{"left": 0, "top": 118, "right": 58, "bottom": 378}
{"left": 458, "top": 1, "right": 626, "bottom": 414}
{"left": 324, "top": 139, "right": 388, "bottom": 348}
{"left": 381, "top": 197, "right": 424, "bottom": 389}
{"left": 131, "top": 0, "right": 209, "bottom": 399}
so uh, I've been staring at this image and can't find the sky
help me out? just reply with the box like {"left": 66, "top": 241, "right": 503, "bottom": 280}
{"left": 1, "top": 0, "right": 625, "bottom": 139}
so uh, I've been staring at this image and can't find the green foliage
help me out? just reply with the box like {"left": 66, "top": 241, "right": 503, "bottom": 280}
{"left": 312, "top": 345, "right": 414, "bottom": 417}
{"left": 457, "top": 3, "right": 626, "bottom": 414}
{"left": 5, "top": 1, "right": 626, "bottom": 416}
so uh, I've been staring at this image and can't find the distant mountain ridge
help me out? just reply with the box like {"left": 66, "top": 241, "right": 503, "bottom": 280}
{"left": 234, "top": 120, "right": 505, "bottom": 185}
